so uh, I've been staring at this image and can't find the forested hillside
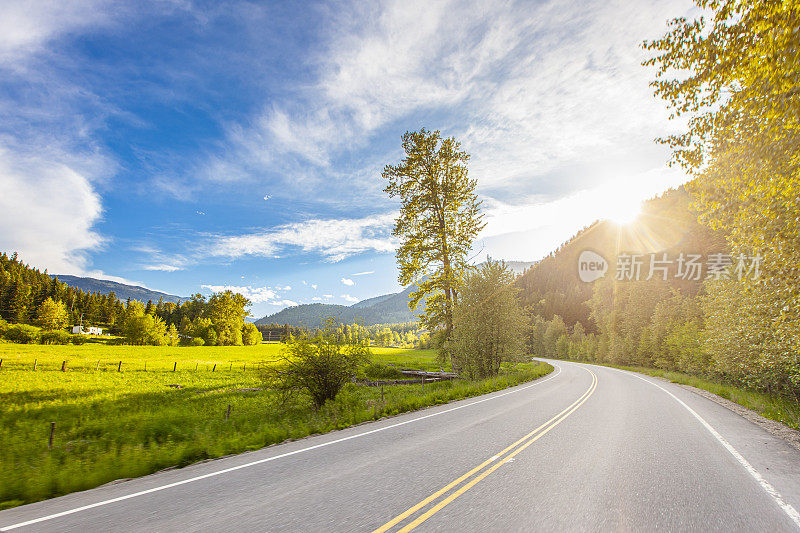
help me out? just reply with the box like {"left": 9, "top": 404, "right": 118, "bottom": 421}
{"left": 520, "top": 0, "right": 800, "bottom": 405}
{"left": 0, "top": 253, "right": 126, "bottom": 327}
{"left": 516, "top": 188, "right": 726, "bottom": 331}
{"left": 51, "top": 275, "right": 187, "bottom": 304}
{"left": 0, "top": 253, "right": 260, "bottom": 346}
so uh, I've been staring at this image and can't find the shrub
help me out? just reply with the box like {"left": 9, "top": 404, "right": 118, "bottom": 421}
{"left": 71, "top": 334, "right": 88, "bottom": 345}
{"left": 40, "top": 330, "right": 71, "bottom": 345}
{"left": 4, "top": 324, "right": 41, "bottom": 344}
{"left": 190, "top": 337, "right": 205, "bottom": 347}
{"left": 262, "top": 318, "right": 370, "bottom": 408}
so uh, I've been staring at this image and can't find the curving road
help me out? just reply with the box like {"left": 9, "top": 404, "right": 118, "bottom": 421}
{"left": 2, "top": 360, "right": 800, "bottom": 532}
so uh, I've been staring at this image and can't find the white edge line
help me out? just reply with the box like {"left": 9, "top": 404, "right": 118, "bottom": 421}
{"left": 0, "top": 364, "right": 562, "bottom": 531}
{"left": 597, "top": 364, "right": 800, "bottom": 529}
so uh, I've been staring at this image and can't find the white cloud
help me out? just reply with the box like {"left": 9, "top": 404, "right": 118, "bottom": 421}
{"left": 209, "top": 212, "right": 397, "bottom": 262}
{"left": 476, "top": 167, "right": 691, "bottom": 260}
{"left": 323, "top": 294, "right": 333, "bottom": 298}
{"left": 143, "top": 264, "right": 183, "bottom": 272}
{"left": 341, "top": 293, "right": 359, "bottom": 303}
{"left": 0, "top": 0, "right": 116, "bottom": 61}
{"left": 312, "top": 296, "right": 323, "bottom": 301}
{"left": 352, "top": 271, "right": 374, "bottom": 276}
{"left": 311, "top": 284, "right": 318, "bottom": 290}
{"left": 199, "top": 0, "right": 695, "bottom": 259}
{"left": 340, "top": 277, "right": 355, "bottom": 286}
{"left": 200, "top": 284, "right": 297, "bottom": 307}
{"left": 0, "top": 147, "right": 104, "bottom": 275}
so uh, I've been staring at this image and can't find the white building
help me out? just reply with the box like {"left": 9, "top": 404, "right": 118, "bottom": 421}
{"left": 72, "top": 326, "right": 103, "bottom": 335}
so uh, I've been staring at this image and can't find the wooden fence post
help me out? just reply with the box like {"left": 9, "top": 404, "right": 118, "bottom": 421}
{"left": 212, "top": 364, "right": 216, "bottom": 372}
{"left": 381, "top": 385, "right": 384, "bottom": 402}
{"left": 225, "top": 404, "right": 231, "bottom": 420}
{"left": 173, "top": 362, "right": 177, "bottom": 372}
{"left": 48, "top": 422, "right": 56, "bottom": 449}
{"left": 118, "top": 361, "right": 122, "bottom": 372}
{"left": 95, "top": 360, "right": 100, "bottom": 371}
{"left": 61, "top": 361, "right": 66, "bottom": 372}
{"left": 33, "top": 359, "right": 37, "bottom": 371}
{"left": 195, "top": 362, "right": 198, "bottom": 372}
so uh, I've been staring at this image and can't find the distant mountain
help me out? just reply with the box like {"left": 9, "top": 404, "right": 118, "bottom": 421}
{"left": 255, "top": 285, "right": 419, "bottom": 328}
{"left": 51, "top": 275, "right": 189, "bottom": 304}
{"left": 256, "top": 260, "right": 536, "bottom": 328}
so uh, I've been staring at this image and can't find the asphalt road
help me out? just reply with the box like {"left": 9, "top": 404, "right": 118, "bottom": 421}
{"left": 2, "top": 360, "right": 800, "bottom": 532}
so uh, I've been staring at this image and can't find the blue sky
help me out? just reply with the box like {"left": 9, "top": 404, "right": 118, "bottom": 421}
{"left": 0, "top": 0, "right": 696, "bottom": 319}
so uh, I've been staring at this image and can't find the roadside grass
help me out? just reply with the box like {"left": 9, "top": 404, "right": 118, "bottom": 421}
{"left": 557, "top": 359, "right": 800, "bottom": 432}
{"left": 0, "top": 342, "right": 551, "bottom": 509}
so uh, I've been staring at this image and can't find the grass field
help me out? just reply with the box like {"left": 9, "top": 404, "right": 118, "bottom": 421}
{"left": 0, "top": 341, "right": 551, "bottom": 509}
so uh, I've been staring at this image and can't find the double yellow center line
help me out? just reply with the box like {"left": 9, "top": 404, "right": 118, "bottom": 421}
{"left": 373, "top": 368, "right": 598, "bottom": 533}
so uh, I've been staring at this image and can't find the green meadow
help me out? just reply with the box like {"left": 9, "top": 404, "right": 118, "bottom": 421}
{"left": 0, "top": 342, "right": 551, "bottom": 509}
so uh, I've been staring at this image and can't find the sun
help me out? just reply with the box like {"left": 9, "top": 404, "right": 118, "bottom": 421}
{"left": 606, "top": 199, "right": 642, "bottom": 225}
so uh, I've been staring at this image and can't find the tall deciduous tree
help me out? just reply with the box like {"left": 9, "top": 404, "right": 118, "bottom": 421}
{"left": 450, "top": 261, "right": 527, "bottom": 378}
{"left": 382, "top": 129, "right": 485, "bottom": 360}
{"left": 207, "top": 290, "right": 250, "bottom": 346}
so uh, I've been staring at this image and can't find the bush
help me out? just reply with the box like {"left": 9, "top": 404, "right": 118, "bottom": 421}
{"left": 4, "top": 324, "right": 41, "bottom": 344}
{"left": 262, "top": 319, "right": 370, "bottom": 408}
{"left": 189, "top": 337, "right": 205, "bottom": 347}
{"left": 40, "top": 330, "right": 71, "bottom": 345}
{"left": 71, "top": 334, "right": 88, "bottom": 345}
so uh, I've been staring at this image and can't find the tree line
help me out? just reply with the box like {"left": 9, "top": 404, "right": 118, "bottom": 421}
{"left": 0, "top": 252, "right": 260, "bottom": 346}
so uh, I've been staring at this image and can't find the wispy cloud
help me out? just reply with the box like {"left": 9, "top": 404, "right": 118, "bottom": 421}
{"left": 0, "top": 0, "right": 117, "bottom": 62}
{"left": 341, "top": 293, "right": 358, "bottom": 303}
{"left": 200, "top": 284, "right": 297, "bottom": 307}
{"left": 352, "top": 271, "right": 374, "bottom": 276}
{"left": 199, "top": 0, "right": 693, "bottom": 251}
{"left": 143, "top": 264, "right": 183, "bottom": 272}
{"left": 208, "top": 212, "right": 397, "bottom": 262}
